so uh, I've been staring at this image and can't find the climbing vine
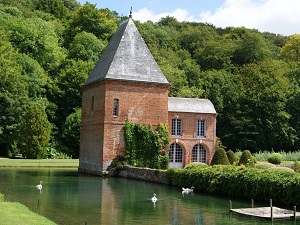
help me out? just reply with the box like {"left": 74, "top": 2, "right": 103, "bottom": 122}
{"left": 124, "top": 122, "right": 170, "bottom": 169}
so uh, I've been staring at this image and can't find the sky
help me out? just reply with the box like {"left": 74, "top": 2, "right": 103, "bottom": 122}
{"left": 77, "top": 0, "right": 300, "bottom": 36}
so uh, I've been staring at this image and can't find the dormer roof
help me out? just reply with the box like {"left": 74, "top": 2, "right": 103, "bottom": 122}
{"left": 84, "top": 18, "right": 169, "bottom": 87}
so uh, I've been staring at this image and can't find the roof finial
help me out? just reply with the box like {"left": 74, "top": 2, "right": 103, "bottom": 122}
{"left": 129, "top": 7, "right": 132, "bottom": 18}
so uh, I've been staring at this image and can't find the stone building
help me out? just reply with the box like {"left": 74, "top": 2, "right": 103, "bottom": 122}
{"left": 79, "top": 16, "right": 217, "bottom": 175}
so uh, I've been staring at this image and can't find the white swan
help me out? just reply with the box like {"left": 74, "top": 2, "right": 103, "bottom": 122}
{"left": 182, "top": 186, "right": 194, "bottom": 194}
{"left": 36, "top": 181, "right": 43, "bottom": 193}
{"left": 151, "top": 193, "right": 157, "bottom": 203}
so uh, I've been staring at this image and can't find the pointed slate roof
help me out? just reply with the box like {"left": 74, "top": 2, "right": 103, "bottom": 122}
{"left": 84, "top": 18, "right": 169, "bottom": 86}
{"left": 168, "top": 97, "right": 217, "bottom": 114}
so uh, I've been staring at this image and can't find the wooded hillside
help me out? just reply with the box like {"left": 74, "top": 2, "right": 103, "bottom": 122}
{"left": 1, "top": 0, "right": 300, "bottom": 158}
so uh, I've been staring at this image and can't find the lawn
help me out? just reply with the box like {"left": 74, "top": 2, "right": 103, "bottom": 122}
{"left": 0, "top": 158, "right": 79, "bottom": 167}
{"left": 0, "top": 201, "right": 57, "bottom": 225}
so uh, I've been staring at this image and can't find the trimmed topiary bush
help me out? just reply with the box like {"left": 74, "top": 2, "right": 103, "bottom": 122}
{"left": 238, "top": 150, "right": 255, "bottom": 168}
{"left": 267, "top": 153, "right": 282, "bottom": 164}
{"left": 211, "top": 147, "right": 230, "bottom": 165}
{"left": 268, "top": 166, "right": 295, "bottom": 173}
{"left": 292, "top": 161, "right": 300, "bottom": 173}
{"left": 255, "top": 161, "right": 276, "bottom": 170}
{"left": 226, "top": 150, "right": 239, "bottom": 165}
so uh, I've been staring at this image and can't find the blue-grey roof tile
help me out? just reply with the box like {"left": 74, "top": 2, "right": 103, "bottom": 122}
{"left": 168, "top": 97, "right": 217, "bottom": 114}
{"left": 84, "top": 18, "right": 169, "bottom": 86}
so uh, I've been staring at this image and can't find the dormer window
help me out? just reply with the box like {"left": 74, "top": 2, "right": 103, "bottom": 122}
{"left": 113, "top": 98, "right": 119, "bottom": 117}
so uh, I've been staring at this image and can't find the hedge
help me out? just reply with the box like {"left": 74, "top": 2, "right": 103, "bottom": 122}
{"left": 166, "top": 165, "right": 300, "bottom": 206}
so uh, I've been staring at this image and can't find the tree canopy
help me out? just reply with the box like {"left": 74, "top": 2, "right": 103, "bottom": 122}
{"left": 0, "top": 0, "right": 299, "bottom": 158}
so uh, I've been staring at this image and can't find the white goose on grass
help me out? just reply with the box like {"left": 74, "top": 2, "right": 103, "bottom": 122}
{"left": 151, "top": 193, "right": 157, "bottom": 204}
{"left": 36, "top": 181, "right": 43, "bottom": 193}
{"left": 182, "top": 186, "right": 194, "bottom": 194}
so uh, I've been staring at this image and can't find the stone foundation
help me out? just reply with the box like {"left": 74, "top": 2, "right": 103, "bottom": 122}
{"left": 116, "top": 166, "right": 168, "bottom": 184}
{"left": 78, "top": 162, "right": 104, "bottom": 176}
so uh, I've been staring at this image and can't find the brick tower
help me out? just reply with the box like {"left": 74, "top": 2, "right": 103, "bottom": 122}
{"left": 79, "top": 17, "right": 170, "bottom": 175}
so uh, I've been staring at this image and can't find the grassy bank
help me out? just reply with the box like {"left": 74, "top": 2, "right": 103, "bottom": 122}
{"left": 0, "top": 200, "right": 57, "bottom": 225}
{"left": 0, "top": 158, "right": 79, "bottom": 167}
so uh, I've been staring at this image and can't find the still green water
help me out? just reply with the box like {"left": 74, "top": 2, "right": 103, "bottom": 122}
{"left": 0, "top": 168, "right": 297, "bottom": 225}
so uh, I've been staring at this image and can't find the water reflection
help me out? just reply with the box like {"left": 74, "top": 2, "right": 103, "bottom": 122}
{"left": 0, "top": 168, "right": 297, "bottom": 225}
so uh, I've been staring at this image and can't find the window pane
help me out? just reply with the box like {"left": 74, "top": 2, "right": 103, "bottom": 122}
{"left": 113, "top": 99, "right": 119, "bottom": 116}
{"left": 196, "top": 120, "right": 206, "bottom": 137}
{"left": 169, "top": 144, "right": 174, "bottom": 162}
{"left": 192, "top": 144, "right": 206, "bottom": 163}
{"left": 175, "top": 144, "right": 183, "bottom": 162}
{"left": 169, "top": 143, "right": 183, "bottom": 163}
{"left": 172, "top": 119, "right": 182, "bottom": 136}
{"left": 192, "top": 146, "right": 198, "bottom": 162}
{"left": 91, "top": 96, "right": 94, "bottom": 111}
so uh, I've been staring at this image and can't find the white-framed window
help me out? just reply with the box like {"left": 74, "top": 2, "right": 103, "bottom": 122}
{"left": 169, "top": 143, "right": 183, "bottom": 163}
{"left": 196, "top": 120, "right": 206, "bottom": 137}
{"left": 172, "top": 119, "right": 182, "bottom": 136}
{"left": 192, "top": 144, "right": 206, "bottom": 163}
{"left": 113, "top": 98, "right": 119, "bottom": 117}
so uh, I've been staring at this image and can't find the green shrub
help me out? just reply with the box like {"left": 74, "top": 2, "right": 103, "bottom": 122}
{"left": 252, "top": 150, "right": 300, "bottom": 161}
{"left": 268, "top": 166, "right": 295, "bottom": 173}
{"left": 211, "top": 148, "right": 230, "bottom": 165}
{"left": 291, "top": 161, "right": 300, "bottom": 173}
{"left": 184, "top": 162, "right": 208, "bottom": 170}
{"left": 253, "top": 150, "right": 272, "bottom": 161}
{"left": 235, "top": 150, "right": 243, "bottom": 159}
{"left": 165, "top": 165, "right": 300, "bottom": 206}
{"left": 7, "top": 150, "right": 12, "bottom": 158}
{"left": 107, "top": 156, "right": 126, "bottom": 173}
{"left": 255, "top": 161, "right": 276, "bottom": 170}
{"left": 226, "top": 150, "right": 239, "bottom": 165}
{"left": 46, "top": 147, "right": 72, "bottom": 159}
{"left": 0, "top": 193, "right": 4, "bottom": 202}
{"left": 238, "top": 150, "right": 255, "bottom": 168}
{"left": 267, "top": 153, "right": 283, "bottom": 164}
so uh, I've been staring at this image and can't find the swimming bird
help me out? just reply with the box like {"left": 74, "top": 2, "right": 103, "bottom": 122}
{"left": 36, "top": 181, "right": 43, "bottom": 193}
{"left": 182, "top": 186, "right": 194, "bottom": 194}
{"left": 151, "top": 193, "right": 157, "bottom": 204}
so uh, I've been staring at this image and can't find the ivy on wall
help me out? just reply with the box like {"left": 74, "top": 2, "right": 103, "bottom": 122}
{"left": 124, "top": 122, "right": 170, "bottom": 169}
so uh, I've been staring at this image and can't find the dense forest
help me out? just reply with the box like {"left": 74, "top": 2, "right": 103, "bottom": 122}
{"left": 1, "top": 0, "right": 300, "bottom": 159}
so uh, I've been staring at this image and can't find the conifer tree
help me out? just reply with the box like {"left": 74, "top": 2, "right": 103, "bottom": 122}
{"left": 20, "top": 104, "right": 51, "bottom": 159}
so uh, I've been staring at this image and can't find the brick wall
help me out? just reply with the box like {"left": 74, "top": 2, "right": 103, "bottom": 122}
{"left": 80, "top": 80, "right": 169, "bottom": 173}
{"left": 80, "top": 82, "right": 106, "bottom": 173}
{"left": 80, "top": 79, "right": 217, "bottom": 174}
{"left": 168, "top": 112, "right": 217, "bottom": 166}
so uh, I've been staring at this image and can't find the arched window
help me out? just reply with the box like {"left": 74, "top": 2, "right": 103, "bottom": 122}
{"left": 192, "top": 144, "right": 207, "bottom": 163}
{"left": 169, "top": 143, "right": 183, "bottom": 168}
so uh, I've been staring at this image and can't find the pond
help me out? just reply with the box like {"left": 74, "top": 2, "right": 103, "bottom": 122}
{"left": 0, "top": 168, "right": 296, "bottom": 225}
